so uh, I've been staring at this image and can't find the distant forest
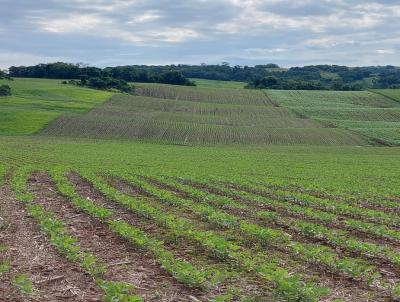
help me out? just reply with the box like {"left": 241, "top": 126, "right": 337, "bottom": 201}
{"left": 4, "top": 62, "right": 400, "bottom": 90}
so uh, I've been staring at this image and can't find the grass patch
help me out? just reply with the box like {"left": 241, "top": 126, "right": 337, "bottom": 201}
{"left": 0, "top": 78, "right": 113, "bottom": 135}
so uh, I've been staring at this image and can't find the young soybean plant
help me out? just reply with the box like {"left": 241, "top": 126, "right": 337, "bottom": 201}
{"left": 11, "top": 167, "right": 143, "bottom": 302}
{"left": 13, "top": 274, "right": 35, "bottom": 296}
{"left": 90, "top": 169, "right": 329, "bottom": 302}
{"left": 51, "top": 168, "right": 212, "bottom": 290}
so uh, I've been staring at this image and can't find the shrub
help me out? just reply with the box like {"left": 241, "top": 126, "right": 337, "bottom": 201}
{"left": 0, "top": 85, "right": 11, "bottom": 96}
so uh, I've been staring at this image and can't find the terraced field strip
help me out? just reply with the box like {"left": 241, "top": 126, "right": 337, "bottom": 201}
{"left": 79, "top": 169, "right": 330, "bottom": 302}
{"left": 42, "top": 93, "right": 369, "bottom": 145}
{"left": 267, "top": 90, "right": 400, "bottom": 109}
{"left": 125, "top": 173, "right": 400, "bottom": 298}
{"left": 11, "top": 167, "right": 143, "bottom": 302}
{"left": 372, "top": 89, "right": 400, "bottom": 103}
{"left": 266, "top": 89, "right": 400, "bottom": 145}
{"left": 149, "top": 175, "right": 400, "bottom": 276}
{"left": 136, "top": 83, "right": 276, "bottom": 106}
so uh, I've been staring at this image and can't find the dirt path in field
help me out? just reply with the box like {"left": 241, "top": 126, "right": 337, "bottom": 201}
{"left": 0, "top": 185, "right": 102, "bottom": 302}
{"left": 28, "top": 172, "right": 227, "bottom": 302}
{"left": 67, "top": 172, "right": 275, "bottom": 301}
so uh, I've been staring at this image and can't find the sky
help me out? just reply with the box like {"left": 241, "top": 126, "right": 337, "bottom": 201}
{"left": 0, "top": 0, "right": 399, "bottom": 69}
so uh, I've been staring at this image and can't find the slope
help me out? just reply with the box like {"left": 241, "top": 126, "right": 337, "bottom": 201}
{"left": 0, "top": 78, "right": 113, "bottom": 135}
{"left": 267, "top": 90, "right": 400, "bottom": 145}
{"left": 42, "top": 84, "right": 369, "bottom": 145}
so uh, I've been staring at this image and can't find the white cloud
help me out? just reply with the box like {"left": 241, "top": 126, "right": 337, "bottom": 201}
{"left": 376, "top": 49, "right": 395, "bottom": 55}
{"left": 32, "top": 9, "right": 202, "bottom": 45}
{"left": 34, "top": 14, "right": 105, "bottom": 33}
{"left": 0, "top": 51, "right": 65, "bottom": 69}
{"left": 147, "top": 28, "right": 201, "bottom": 43}
{"left": 1, "top": 0, "right": 400, "bottom": 67}
{"left": 126, "top": 11, "right": 161, "bottom": 24}
{"left": 244, "top": 48, "right": 287, "bottom": 58}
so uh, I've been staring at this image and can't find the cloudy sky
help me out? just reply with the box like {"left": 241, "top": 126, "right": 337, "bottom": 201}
{"left": 1, "top": 0, "right": 399, "bottom": 68}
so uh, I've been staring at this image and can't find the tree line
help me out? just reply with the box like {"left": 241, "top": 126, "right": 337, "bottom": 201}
{"left": 8, "top": 63, "right": 195, "bottom": 86}
{"left": 5, "top": 62, "right": 400, "bottom": 90}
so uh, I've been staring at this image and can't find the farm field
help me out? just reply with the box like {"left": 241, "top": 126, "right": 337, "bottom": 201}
{"left": 1, "top": 78, "right": 400, "bottom": 302}
{"left": 0, "top": 78, "right": 112, "bottom": 135}
{"left": 188, "top": 78, "right": 246, "bottom": 89}
{"left": 1, "top": 137, "right": 400, "bottom": 301}
{"left": 373, "top": 89, "right": 400, "bottom": 103}
{"left": 43, "top": 82, "right": 372, "bottom": 145}
{"left": 267, "top": 90, "right": 400, "bottom": 145}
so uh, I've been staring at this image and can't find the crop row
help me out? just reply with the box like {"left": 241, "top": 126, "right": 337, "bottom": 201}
{"left": 0, "top": 164, "right": 7, "bottom": 184}
{"left": 223, "top": 178, "right": 400, "bottom": 230}
{"left": 49, "top": 168, "right": 213, "bottom": 290}
{"left": 266, "top": 90, "right": 399, "bottom": 109}
{"left": 42, "top": 113, "right": 365, "bottom": 146}
{"left": 136, "top": 84, "right": 275, "bottom": 106}
{"left": 11, "top": 167, "right": 143, "bottom": 302}
{"left": 192, "top": 178, "right": 400, "bottom": 244}
{"left": 147, "top": 175, "right": 400, "bottom": 272}
{"left": 250, "top": 181, "right": 400, "bottom": 213}
{"left": 79, "top": 169, "right": 328, "bottom": 302}
{"left": 119, "top": 172, "right": 395, "bottom": 289}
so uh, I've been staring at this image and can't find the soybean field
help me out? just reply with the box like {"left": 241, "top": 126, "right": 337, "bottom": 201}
{"left": 1, "top": 78, "right": 400, "bottom": 302}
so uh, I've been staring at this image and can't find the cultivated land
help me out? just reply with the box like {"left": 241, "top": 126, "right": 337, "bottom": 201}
{"left": 0, "top": 78, "right": 112, "bottom": 135}
{"left": 267, "top": 90, "right": 400, "bottom": 145}
{"left": 188, "top": 78, "right": 246, "bottom": 89}
{"left": 1, "top": 78, "right": 400, "bottom": 302}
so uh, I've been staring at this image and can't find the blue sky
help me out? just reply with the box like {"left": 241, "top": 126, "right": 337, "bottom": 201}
{"left": 1, "top": 0, "right": 399, "bottom": 68}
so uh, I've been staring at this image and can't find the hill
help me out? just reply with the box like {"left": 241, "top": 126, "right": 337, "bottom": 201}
{"left": 0, "top": 78, "right": 112, "bottom": 135}
{"left": 42, "top": 83, "right": 370, "bottom": 145}
{"left": 267, "top": 90, "right": 400, "bottom": 145}
{"left": 2, "top": 78, "right": 400, "bottom": 145}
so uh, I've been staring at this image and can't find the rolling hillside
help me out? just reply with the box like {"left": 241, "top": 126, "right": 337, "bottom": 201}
{"left": 266, "top": 90, "right": 400, "bottom": 145}
{"left": 0, "top": 78, "right": 112, "bottom": 135}
{"left": 42, "top": 85, "right": 370, "bottom": 145}
{"left": 2, "top": 78, "right": 399, "bottom": 145}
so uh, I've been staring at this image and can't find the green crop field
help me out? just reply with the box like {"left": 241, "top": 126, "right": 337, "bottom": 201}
{"left": 373, "top": 89, "right": 400, "bottom": 103}
{"left": 267, "top": 90, "right": 400, "bottom": 145}
{"left": 0, "top": 78, "right": 113, "bottom": 135}
{"left": 42, "top": 88, "right": 370, "bottom": 145}
{"left": 189, "top": 78, "right": 246, "bottom": 89}
{"left": 1, "top": 78, "right": 400, "bottom": 302}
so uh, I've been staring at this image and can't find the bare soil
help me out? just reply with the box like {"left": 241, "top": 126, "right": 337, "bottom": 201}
{"left": 0, "top": 185, "right": 102, "bottom": 302}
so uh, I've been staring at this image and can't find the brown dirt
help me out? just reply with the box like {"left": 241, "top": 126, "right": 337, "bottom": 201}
{"left": 0, "top": 185, "right": 102, "bottom": 302}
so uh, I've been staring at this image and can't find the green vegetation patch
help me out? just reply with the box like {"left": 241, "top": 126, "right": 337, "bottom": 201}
{"left": 189, "top": 78, "right": 246, "bottom": 89}
{"left": 41, "top": 93, "right": 369, "bottom": 146}
{"left": 0, "top": 78, "right": 113, "bottom": 135}
{"left": 372, "top": 89, "right": 400, "bottom": 103}
{"left": 267, "top": 89, "right": 400, "bottom": 145}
